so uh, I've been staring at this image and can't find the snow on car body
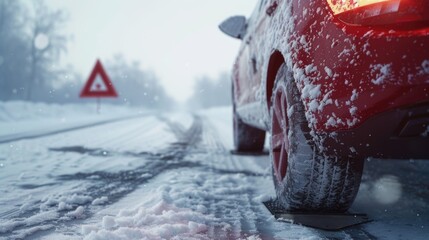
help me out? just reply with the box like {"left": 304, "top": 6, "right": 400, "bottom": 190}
{"left": 221, "top": 0, "right": 429, "bottom": 212}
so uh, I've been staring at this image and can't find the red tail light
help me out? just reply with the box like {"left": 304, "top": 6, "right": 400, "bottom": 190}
{"left": 327, "top": 0, "right": 429, "bottom": 29}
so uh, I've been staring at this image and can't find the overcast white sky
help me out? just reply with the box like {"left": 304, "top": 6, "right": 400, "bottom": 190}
{"left": 44, "top": 0, "right": 258, "bottom": 103}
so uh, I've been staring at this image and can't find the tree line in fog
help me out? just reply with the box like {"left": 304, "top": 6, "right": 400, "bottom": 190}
{"left": 0, "top": 0, "right": 67, "bottom": 102}
{"left": 0, "top": 0, "right": 173, "bottom": 109}
{"left": 0, "top": 0, "right": 231, "bottom": 109}
{"left": 187, "top": 72, "right": 231, "bottom": 109}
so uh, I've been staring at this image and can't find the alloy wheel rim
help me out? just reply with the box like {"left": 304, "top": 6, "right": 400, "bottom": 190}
{"left": 271, "top": 85, "right": 289, "bottom": 183}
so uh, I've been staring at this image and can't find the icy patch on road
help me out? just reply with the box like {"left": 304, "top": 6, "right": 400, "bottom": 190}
{"left": 352, "top": 159, "right": 429, "bottom": 240}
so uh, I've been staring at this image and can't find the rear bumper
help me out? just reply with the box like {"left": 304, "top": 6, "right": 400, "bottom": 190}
{"left": 324, "top": 101, "right": 429, "bottom": 159}
{"left": 289, "top": 1, "right": 429, "bottom": 133}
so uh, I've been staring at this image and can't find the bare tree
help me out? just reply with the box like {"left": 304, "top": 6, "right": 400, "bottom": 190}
{"left": 0, "top": 0, "right": 69, "bottom": 102}
{"left": 26, "top": 0, "right": 68, "bottom": 101}
{"left": 0, "top": 0, "right": 29, "bottom": 100}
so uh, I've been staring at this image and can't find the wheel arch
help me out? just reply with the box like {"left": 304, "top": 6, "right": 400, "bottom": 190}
{"left": 266, "top": 50, "right": 285, "bottom": 111}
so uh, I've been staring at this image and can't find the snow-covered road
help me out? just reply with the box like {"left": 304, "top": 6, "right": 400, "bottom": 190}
{"left": 0, "top": 107, "right": 428, "bottom": 239}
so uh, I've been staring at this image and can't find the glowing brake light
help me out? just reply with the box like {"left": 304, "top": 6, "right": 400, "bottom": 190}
{"left": 327, "top": 0, "right": 429, "bottom": 28}
{"left": 328, "top": 0, "right": 390, "bottom": 15}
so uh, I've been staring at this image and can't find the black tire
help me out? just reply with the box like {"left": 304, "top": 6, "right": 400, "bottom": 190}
{"left": 270, "top": 64, "right": 364, "bottom": 212}
{"left": 232, "top": 87, "right": 265, "bottom": 152}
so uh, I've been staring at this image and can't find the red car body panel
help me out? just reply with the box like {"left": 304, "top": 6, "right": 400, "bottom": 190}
{"left": 291, "top": 1, "right": 429, "bottom": 132}
{"left": 233, "top": 0, "right": 429, "bottom": 158}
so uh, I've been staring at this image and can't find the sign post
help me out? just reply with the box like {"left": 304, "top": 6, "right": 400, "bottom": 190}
{"left": 97, "top": 98, "right": 100, "bottom": 114}
{"left": 80, "top": 59, "right": 118, "bottom": 113}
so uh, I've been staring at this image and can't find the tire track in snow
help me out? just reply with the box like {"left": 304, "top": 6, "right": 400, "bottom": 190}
{"left": 0, "top": 115, "right": 204, "bottom": 239}
{"left": 197, "top": 116, "right": 274, "bottom": 239}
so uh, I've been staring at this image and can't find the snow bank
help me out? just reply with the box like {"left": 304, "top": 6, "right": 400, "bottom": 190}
{"left": 0, "top": 101, "right": 145, "bottom": 139}
{"left": 0, "top": 101, "right": 140, "bottom": 122}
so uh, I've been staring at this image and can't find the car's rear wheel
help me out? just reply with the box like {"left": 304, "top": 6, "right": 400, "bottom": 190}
{"left": 270, "top": 64, "right": 364, "bottom": 212}
{"left": 232, "top": 87, "right": 265, "bottom": 152}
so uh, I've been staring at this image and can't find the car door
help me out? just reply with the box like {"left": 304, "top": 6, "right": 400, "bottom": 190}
{"left": 236, "top": 0, "right": 271, "bottom": 107}
{"left": 248, "top": 0, "right": 275, "bottom": 102}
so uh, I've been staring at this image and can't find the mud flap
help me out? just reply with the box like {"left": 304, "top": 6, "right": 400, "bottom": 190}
{"left": 230, "top": 150, "right": 269, "bottom": 156}
{"left": 263, "top": 199, "right": 371, "bottom": 231}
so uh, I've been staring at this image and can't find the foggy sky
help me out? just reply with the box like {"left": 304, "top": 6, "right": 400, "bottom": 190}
{"left": 44, "top": 0, "right": 257, "bottom": 102}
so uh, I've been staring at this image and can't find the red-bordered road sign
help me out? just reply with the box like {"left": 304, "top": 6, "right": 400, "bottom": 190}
{"left": 80, "top": 60, "right": 118, "bottom": 98}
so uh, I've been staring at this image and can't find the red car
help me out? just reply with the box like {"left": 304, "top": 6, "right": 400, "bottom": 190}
{"left": 221, "top": 0, "right": 429, "bottom": 212}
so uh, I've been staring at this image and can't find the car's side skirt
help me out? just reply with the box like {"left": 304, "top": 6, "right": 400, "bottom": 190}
{"left": 236, "top": 102, "right": 268, "bottom": 131}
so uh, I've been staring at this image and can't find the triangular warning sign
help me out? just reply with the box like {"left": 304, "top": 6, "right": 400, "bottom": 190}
{"left": 80, "top": 60, "right": 118, "bottom": 98}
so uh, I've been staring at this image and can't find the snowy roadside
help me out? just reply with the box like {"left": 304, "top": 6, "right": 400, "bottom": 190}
{"left": 1, "top": 105, "right": 428, "bottom": 239}
{"left": 0, "top": 101, "right": 147, "bottom": 142}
